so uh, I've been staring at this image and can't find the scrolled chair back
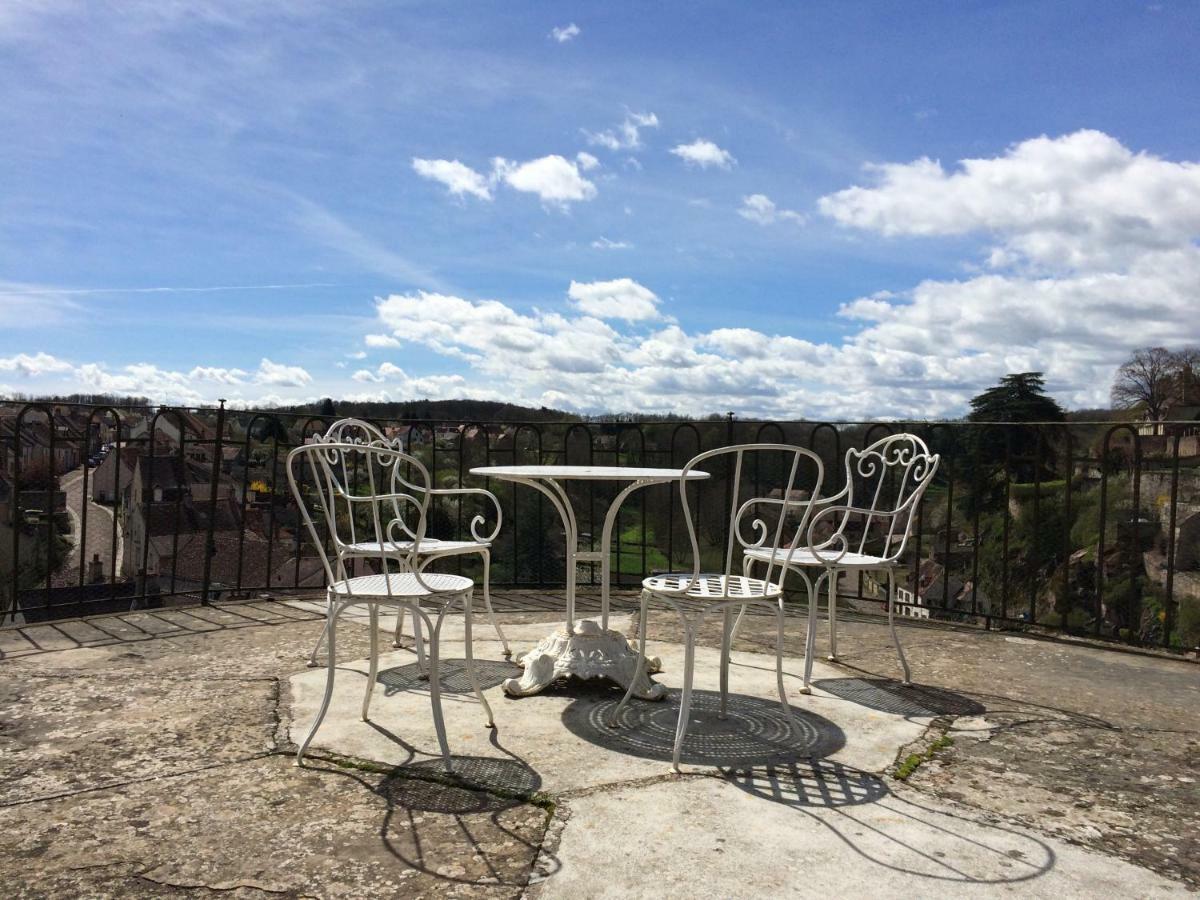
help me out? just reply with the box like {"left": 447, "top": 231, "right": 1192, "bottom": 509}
{"left": 670, "top": 443, "right": 825, "bottom": 600}
{"left": 322, "top": 416, "right": 389, "bottom": 445}
{"left": 810, "top": 432, "right": 940, "bottom": 564}
{"left": 286, "top": 431, "right": 436, "bottom": 595}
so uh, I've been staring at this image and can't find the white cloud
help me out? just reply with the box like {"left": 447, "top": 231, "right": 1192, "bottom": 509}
{"left": 412, "top": 157, "right": 493, "bottom": 200}
{"left": 189, "top": 366, "right": 249, "bottom": 384}
{"left": 811, "top": 130, "right": 1200, "bottom": 411}
{"left": 0, "top": 352, "right": 75, "bottom": 377}
{"left": 363, "top": 125, "right": 1200, "bottom": 422}
{"left": 567, "top": 278, "right": 661, "bottom": 322}
{"left": 584, "top": 111, "right": 660, "bottom": 152}
{"left": 492, "top": 154, "right": 597, "bottom": 208}
{"left": 7, "top": 133, "right": 1192, "bottom": 419}
{"left": 818, "top": 129, "right": 1200, "bottom": 272}
{"left": 255, "top": 358, "right": 312, "bottom": 387}
{"left": 0, "top": 355, "right": 319, "bottom": 407}
{"left": 670, "top": 138, "right": 735, "bottom": 169}
{"left": 348, "top": 362, "right": 481, "bottom": 400}
{"left": 576, "top": 151, "right": 600, "bottom": 171}
{"left": 738, "top": 194, "right": 806, "bottom": 226}
{"left": 591, "top": 236, "right": 632, "bottom": 250}
{"left": 550, "top": 23, "right": 580, "bottom": 43}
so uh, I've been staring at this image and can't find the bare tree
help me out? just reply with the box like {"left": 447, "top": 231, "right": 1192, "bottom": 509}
{"left": 1111, "top": 346, "right": 1199, "bottom": 420}
{"left": 1174, "top": 348, "right": 1200, "bottom": 406}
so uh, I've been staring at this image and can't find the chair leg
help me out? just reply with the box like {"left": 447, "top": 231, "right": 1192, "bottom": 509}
{"left": 425, "top": 607, "right": 453, "bottom": 773}
{"left": 362, "top": 604, "right": 379, "bottom": 721}
{"left": 671, "top": 620, "right": 697, "bottom": 774}
{"left": 776, "top": 601, "right": 792, "bottom": 721}
{"left": 479, "top": 549, "right": 511, "bottom": 659}
{"left": 462, "top": 590, "right": 495, "bottom": 728}
{"left": 728, "top": 556, "right": 754, "bottom": 644}
{"left": 392, "top": 604, "right": 405, "bottom": 649}
{"left": 801, "top": 573, "right": 819, "bottom": 694}
{"left": 887, "top": 570, "right": 912, "bottom": 685}
{"left": 297, "top": 598, "right": 340, "bottom": 766}
{"left": 411, "top": 599, "right": 428, "bottom": 672}
{"left": 827, "top": 568, "right": 839, "bottom": 661}
{"left": 609, "top": 591, "right": 649, "bottom": 727}
{"left": 307, "top": 617, "right": 329, "bottom": 668}
{"left": 719, "top": 606, "right": 733, "bottom": 719}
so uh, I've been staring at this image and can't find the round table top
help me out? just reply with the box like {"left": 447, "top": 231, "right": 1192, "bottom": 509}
{"left": 470, "top": 464, "right": 710, "bottom": 482}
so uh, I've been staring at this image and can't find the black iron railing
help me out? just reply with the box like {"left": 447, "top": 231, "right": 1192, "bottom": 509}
{"left": 2, "top": 401, "right": 1198, "bottom": 651}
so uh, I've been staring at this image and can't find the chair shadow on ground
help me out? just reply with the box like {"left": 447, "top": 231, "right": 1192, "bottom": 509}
{"left": 315, "top": 725, "right": 559, "bottom": 890}
{"left": 562, "top": 682, "right": 1055, "bottom": 887}
{"left": 723, "top": 759, "right": 1056, "bottom": 885}
{"left": 561, "top": 686, "right": 846, "bottom": 766}
{"left": 376, "top": 658, "right": 522, "bottom": 695}
{"left": 812, "top": 677, "right": 987, "bottom": 719}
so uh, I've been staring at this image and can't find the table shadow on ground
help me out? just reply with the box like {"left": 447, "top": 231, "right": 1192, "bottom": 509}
{"left": 561, "top": 687, "right": 845, "bottom": 766}
{"left": 812, "top": 677, "right": 985, "bottom": 718}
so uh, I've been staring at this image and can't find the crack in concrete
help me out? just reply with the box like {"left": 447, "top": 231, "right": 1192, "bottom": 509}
{"left": 136, "top": 870, "right": 318, "bottom": 898}
{"left": 0, "top": 751, "right": 279, "bottom": 810}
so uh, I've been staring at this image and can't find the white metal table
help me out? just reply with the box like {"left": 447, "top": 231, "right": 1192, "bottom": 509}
{"left": 470, "top": 465, "right": 709, "bottom": 699}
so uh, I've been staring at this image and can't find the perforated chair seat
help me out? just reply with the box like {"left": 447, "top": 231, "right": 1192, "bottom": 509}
{"left": 344, "top": 538, "right": 488, "bottom": 556}
{"left": 329, "top": 571, "right": 473, "bottom": 599}
{"left": 642, "top": 572, "right": 783, "bottom": 601}
{"left": 744, "top": 547, "right": 894, "bottom": 569}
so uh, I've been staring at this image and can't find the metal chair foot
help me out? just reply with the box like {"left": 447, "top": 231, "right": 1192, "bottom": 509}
{"left": 827, "top": 654, "right": 838, "bottom": 662}
{"left": 799, "top": 686, "right": 812, "bottom": 695}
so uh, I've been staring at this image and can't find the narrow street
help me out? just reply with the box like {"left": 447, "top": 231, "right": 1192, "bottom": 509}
{"left": 58, "top": 468, "right": 123, "bottom": 584}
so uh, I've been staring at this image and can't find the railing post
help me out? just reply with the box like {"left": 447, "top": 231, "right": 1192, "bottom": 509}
{"left": 7, "top": 409, "right": 23, "bottom": 625}
{"left": 723, "top": 412, "right": 735, "bottom": 564}
{"left": 200, "top": 399, "right": 226, "bottom": 606}
{"left": 1164, "top": 433, "right": 1181, "bottom": 647}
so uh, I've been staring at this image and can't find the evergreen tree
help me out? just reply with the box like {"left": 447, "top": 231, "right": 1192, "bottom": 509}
{"left": 964, "top": 373, "right": 1066, "bottom": 501}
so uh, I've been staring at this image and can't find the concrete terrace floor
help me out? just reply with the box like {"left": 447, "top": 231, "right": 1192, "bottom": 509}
{"left": 1, "top": 589, "right": 1197, "bottom": 898}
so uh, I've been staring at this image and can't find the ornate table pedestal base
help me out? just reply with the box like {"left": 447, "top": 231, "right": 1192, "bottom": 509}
{"left": 502, "top": 619, "right": 667, "bottom": 700}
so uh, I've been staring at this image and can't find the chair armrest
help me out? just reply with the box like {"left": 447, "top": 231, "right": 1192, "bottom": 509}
{"left": 802, "top": 504, "right": 882, "bottom": 565}
{"left": 734, "top": 484, "right": 850, "bottom": 550}
{"left": 427, "top": 486, "right": 503, "bottom": 543}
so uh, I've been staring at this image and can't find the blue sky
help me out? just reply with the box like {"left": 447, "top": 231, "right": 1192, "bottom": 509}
{"left": 2, "top": 1, "right": 1199, "bottom": 417}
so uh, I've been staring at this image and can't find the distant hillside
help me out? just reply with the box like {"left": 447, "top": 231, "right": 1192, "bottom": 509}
{"left": 283, "top": 398, "right": 581, "bottom": 423}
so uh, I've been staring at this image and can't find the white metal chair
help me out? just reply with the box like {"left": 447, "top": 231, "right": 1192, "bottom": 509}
{"left": 740, "top": 433, "right": 940, "bottom": 691}
{"left": 286, "top": 433, "right": 494, "bottom": 770}
{"left": 304, "top": 418, "right": 510, "bottom": 669}
{"left": 609, "top": 444, "right": 825, "bottom": 772}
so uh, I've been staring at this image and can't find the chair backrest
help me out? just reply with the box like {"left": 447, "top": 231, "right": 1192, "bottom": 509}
{"left": 318, "top": 418, "right": 424, "bottom": 544}
{"left": 286, "top": 432, "right": 433, "bottom": 590}
{"left": 672, "top": 443, "right": 825, "bottom": 598}
{"left": 323, "top": 417, "right": 388, "bottom": 444}
{"left": 828, "top": 433, "right": 940, "bottom": 563}
{"left": 320, "top": 417, "right": 502, "bottom": 545}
